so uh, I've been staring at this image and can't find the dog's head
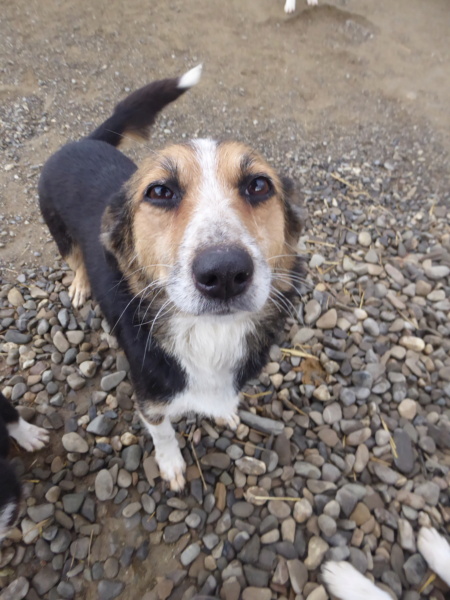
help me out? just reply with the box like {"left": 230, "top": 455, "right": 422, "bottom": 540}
{"left": 102, "top": 139, "right": 302, "bottom": 317}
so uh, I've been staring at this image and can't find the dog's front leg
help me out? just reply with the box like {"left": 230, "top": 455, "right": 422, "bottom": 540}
{"left": 141, "top": 415, "right": 186, "bottom": 492}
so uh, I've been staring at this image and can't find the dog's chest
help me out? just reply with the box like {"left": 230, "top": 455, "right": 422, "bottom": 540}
{"left": 165, "top": 315, "right": 253, "bottom": 398}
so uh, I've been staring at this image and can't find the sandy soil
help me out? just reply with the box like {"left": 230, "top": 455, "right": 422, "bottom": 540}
{"left": 1, "top": 0, "right": 449, "bottom": 275}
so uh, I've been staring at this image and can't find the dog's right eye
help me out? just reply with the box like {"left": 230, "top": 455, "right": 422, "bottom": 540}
{"left": 144, "top": 184, "right": 179, "bottom": 208}
{"left": 145, "top": 184, "right": 174, "bottom": 201}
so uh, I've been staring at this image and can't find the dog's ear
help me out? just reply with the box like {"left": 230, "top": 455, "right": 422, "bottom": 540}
{"left": 281, "top": 176, "right": 303, "bottom": 242}
{"left": 101, "top": 189, "right": 133, "bottom": 259}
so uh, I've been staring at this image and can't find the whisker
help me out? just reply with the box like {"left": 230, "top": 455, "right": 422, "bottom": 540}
{"left": 271, "top": 273, "right": 312, "bottom": 295}
{"left": 142, "top": 298, "right": 174, "bottom": 368}
{"left": 270, "top": 286, "right": 298, "bottom": 319}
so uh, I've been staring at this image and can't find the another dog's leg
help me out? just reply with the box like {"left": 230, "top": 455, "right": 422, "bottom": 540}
{"left": 66, "top": 245, "right": 90, "bottom": 309}
{"left": 0, "top": 458, "right": 21, "bottom": 541}
{"left": 0, "top": 391, "right": 49, "bottom": 452}
{"left": 8, "top": 417, "right": 49, "bottom": 452}
{"left": 418, "top": 527, "right": 450, "bottom": 587}
{"left": 284, "top": 0, "right": 296, "bottom": 13}
{"left": 141, "top": 415, "right": 186, "bottom": 492}
{"left": 321, "top": 561, "right": 392, "bottom": 600}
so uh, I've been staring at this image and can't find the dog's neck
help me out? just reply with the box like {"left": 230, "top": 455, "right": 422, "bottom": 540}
{"left": 162, "top": 312, "right": 255, "bottom": 374}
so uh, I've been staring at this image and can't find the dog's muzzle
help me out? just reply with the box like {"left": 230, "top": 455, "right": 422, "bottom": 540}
{"left": 192, "top": 245, "right": 254, "bottom": 301}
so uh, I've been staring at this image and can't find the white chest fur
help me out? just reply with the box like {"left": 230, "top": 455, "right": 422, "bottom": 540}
{"left": 162, "top": 313, "right": 254, "bottom": 419}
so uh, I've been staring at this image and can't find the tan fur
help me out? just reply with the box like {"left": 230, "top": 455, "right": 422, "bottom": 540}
{"left": 126, "top": 145, "right": 202, "bottom": 289}
{"left": 66, "top": 245, "right": 91, "bottom": 308}
{"left": 111, "top": 140, "right": 297, "bottom": 301}
{"left": 215, "top": 142, "right": 293, "bottom": 283}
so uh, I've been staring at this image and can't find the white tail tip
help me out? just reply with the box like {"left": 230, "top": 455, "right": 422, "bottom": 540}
{"left": 178, "top": 64, "right": 203, "bottom": 89}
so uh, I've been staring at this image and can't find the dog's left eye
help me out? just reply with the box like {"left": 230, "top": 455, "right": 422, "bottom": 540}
{"left": 245, "top": 176, "right": 273, "bottom": 201}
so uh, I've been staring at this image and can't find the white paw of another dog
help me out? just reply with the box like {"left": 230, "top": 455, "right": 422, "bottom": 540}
{"left": 321, "top": 561, "right": 392, "bottom": 600}
{"left": 156, "top": 445, "right": 187, "bottom": 492}
{"left": 418, "top": 527, "right": 450, "bottom": 586}
{"left": 8, "top": 418, "right": 50, "bottom": 452}
{"left": 215, "top": 412, "right": 240, "bottom": 431}
{"left": 284, "top": 0, "right": 296, "bottom": 13}
{"left": 307, "top": 0, "right": 318, "bottom": 5}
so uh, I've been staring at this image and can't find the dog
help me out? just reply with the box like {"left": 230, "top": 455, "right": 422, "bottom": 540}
{"left": 284, "top": 0, "right": 318, "bottom": 14}
{"left": 38, "top": 65, "right": 304, "bottom": 491}
{"left": 0, "top": 391, "right": 49, "bottom": 540}
{"left": 322, "top": 527, "right": 450, "bottom": 599}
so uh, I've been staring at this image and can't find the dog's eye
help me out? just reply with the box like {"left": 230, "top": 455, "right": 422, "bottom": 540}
{"left": 245, "top": 176, "right": 273, "bottom": 202}
{"left": 145, "top": 184, "right": 174, "bottom": 201}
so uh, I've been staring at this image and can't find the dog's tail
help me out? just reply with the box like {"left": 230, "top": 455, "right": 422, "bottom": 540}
{"left": 88, "top": 64, "right": 202, "bottom": 147}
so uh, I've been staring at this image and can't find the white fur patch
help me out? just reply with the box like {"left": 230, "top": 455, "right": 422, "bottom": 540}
{"left": 0, "top": 501, "right": 18, "bottom": 541}
{"left": 144, "top": 313, "right": 252, "bottom": 490}
{"left": 418, "top": 527, "right": 450, "bottom": 586}
{"left": 163, "top": 312, "right": 251, "bottom": 421}
{"left": 284, "top": 0, "right": 296, "bottom": 13}
{"left": 8, "top": 417, "right": 49, "bottom": 452}
{"left": 167, "top": 138, "right": 272, "bottom": 316}
{"left": 307, "top": 0, "right": 318, "bottom": 5}
{"left": 322, "top": 561, "right": 392, "bottom": 600}
{"left": 177, "top": 64, "right": 203, "bottom": 89}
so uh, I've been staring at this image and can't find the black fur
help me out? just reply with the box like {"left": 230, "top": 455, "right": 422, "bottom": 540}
{"left": 39, "top": 75, "right": 189, "bottom": 406}
{"left": 89, "top": 78, "right": 193, "bottom": 147}
{"left": 0, "top": 392, "right": 21, "bottom": 538}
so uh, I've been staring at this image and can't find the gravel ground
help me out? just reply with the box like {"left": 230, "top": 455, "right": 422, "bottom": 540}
{"left": 1, "top": 122, "right": 450, "bottom": 600}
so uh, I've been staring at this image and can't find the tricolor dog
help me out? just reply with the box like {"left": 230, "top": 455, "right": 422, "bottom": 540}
{"left": 38, "top": 66, "right": 303, "bottom": 491}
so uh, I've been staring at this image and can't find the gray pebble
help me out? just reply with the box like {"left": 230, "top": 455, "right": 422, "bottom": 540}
{"left": 31, "top": 565, "right": 59, "bottom": 595}
{"left": 98, "top": 580, "right": 125, "bottom": 600}
{"left": 180, "top": 542, "right": 201, "bottom": 566}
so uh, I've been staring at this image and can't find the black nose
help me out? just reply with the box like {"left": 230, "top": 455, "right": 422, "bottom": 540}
{"left": 192, "top": 246, "right": 254, "bottom": 301}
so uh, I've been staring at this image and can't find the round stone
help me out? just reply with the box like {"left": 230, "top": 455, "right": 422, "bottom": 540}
{"left": 293, "top": 499, "right": 312, "bottom": 523}
{"left": 358, "top": 231, "right": 371, "bottom": 247}
{"left": 62, "top": 432, "right": 89, "bottom": 454}
{"left": 399, "top": 336, "right": 425, "bottom": 352}
{"left": 235, "top": 456, "right": 266, "bottom": 476}
{"left": 95, "top": 469, "right": 115, "bottom": 501}
{"left": 398, "top": 399, "right": 417, "bottom": 420}
{"left": 316, "top": 309, "right": 337, "bottom": 330}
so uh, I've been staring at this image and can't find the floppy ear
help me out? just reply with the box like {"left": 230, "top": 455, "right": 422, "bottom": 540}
{"left": 281, "top": 176, "right": 303, "bottom": 242}
{"left": 101, "top": 188, "right": 133, "bottom": 260}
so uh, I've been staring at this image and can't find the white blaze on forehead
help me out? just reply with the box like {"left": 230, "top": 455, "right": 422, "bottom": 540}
{"left": 188, "top": 138, "right": 241, "bottom": 239}
{"left": 191, "top": 138, "right": 227, "bottom": 212}
{"left": 167, "top": 137, "right": 272, "bottom": 315}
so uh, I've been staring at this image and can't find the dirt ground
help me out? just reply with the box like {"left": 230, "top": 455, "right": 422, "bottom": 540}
{"left": 1, "top": 0, "right": 449, "bottom": 275}
{"left": 1, "top": 0, "right": 450, "bottom": 598}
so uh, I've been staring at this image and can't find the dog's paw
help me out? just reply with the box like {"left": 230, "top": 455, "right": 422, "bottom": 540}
{"left": 418, "top": 527, "right": 450, "bottom": 586}
{"left": 284, "top": 0, "right": 296, "bottom": 13}
{"left": 157, "top": 448, "right": 186, "bottom": 492}
{"left": 307, "top": 0, "right": 318, "bottom": 5}
{"left": 322, "top": 561, "right": 392, "bottom": 600}
{"left": 8, "top": 418, "right": 49, "bottom": 452}
{"left": 69, "top": 270, "right": 90, "bottom": 309}
{"left": 215, "top": 412, "right": 240, "bottom": 431}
